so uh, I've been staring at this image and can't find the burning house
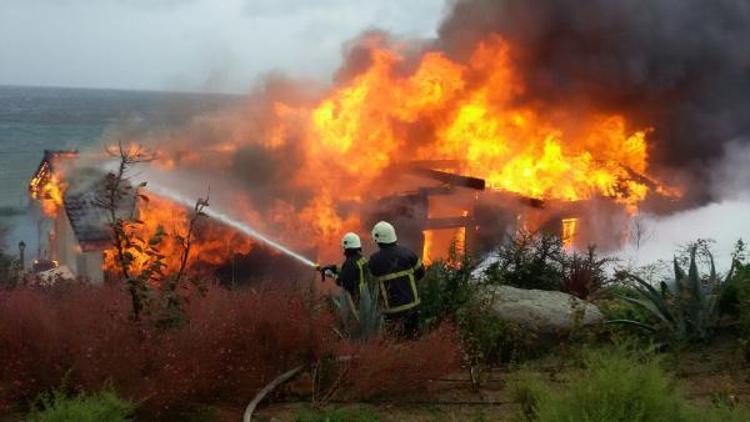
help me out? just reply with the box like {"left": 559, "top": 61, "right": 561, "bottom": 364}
{"left": 25, "top": 28, "right": 686, "bottom": 281}
{"left": 28, "top": 149, "right": 278, "bottom": 284}
{"left": 28, "top": 150, "right": 135, "bottom": 283}
{"left": 16, "top": 0, "right": 750, "bottom": 288}
{"left": 133, "top": 28, "right": 685, "bottom": 268}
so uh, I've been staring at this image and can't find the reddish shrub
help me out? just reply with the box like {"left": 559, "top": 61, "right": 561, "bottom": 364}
{"left": 0, "top": 284, "right": 461, "bottom": 417}
{"left": 340, "top": 324, "right": 461, "bottom": 400}
{"left": 0, "top": 283, "right": 337, "bottom": 416}
{"left": 140, "top": 285, "right": 338, "bottom": 413}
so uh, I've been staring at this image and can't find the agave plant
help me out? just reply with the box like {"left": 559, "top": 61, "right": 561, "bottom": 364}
{"left": 610, "top": 246, "right": 736, "bottom": 343}
{"left": 331, "top": 279, "right": 383, "bottom": 342}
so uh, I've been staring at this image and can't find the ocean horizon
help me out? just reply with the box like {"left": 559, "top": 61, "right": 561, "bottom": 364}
{"left": 0, "top": 84, "right": 239, "bottom": 251}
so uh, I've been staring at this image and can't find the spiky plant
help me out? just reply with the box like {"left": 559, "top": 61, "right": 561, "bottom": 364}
{"left": 331, "top": 280, "right": 383, "bottom": 342}
{"left": 610, "top": 246, "right": 736, "bottom": 343}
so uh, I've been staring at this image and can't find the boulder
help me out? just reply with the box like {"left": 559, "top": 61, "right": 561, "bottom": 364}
{"left": 488, "top": 285, "right": 604, "bottom": 333}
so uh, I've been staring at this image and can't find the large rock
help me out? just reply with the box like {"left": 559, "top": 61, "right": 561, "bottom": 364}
{"left": 489, "top": 285, "right": 604, "bottom": 333}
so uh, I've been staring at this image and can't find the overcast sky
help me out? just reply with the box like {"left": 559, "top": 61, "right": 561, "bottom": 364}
{"left": 0, "top": 0, "right": 445, "bottom": 93}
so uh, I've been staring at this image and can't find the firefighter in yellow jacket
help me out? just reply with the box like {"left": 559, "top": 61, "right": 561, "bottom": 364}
{"left": 319, "top": 232, "right": 369, "bottom": 303}
{"left": 368, "top": 221, "right": 425, "bottom": 338}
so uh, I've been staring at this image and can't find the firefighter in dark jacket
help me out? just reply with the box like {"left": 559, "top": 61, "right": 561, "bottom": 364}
{"left": 368, "top": 221, "right": 424, "bottom": 338}
{"left": 319, "top": 232, "right": 368, "bottom": 303}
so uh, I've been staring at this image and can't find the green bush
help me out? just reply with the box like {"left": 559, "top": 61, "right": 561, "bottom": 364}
{"left": 722, "top": 261, "right": 750, "bottom": 358}
{"left": 597, "top": 285, "right": 657, "bottom": 342}
{"left": 417, "top": 251, "right": 476, "bottom": 331}
{"left": 455, "top": 292, "right": 537, "bottom": 365}
{"left": 718, "top": 240, "right": 747, "bottom": 316}
{"left": 598, "top": 285, "right": 655, "bottom": 323}
{"left": 512, "top": 346, "right": 750, "bottom": 422}
{"left": 295, "top": 406, "right": 379, "bottom": 422}
{"left": 419, "top": 245, "right": 549, "bottom": 367}
{"left": 482, "top": 231, "right": 564, "bottom": 291}
{"left": 611, "top": 243, "right": 736, "bottom": 343}
{"left": 28, "top": 390, "right": 134, "bottom": 422}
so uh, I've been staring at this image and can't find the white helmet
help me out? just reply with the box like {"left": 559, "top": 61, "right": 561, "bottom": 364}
{"left": 371, "top": 221, "right": 397, "bottom": 244}
{"left": 341, "top": 232, "right": 362, "bottom": 250}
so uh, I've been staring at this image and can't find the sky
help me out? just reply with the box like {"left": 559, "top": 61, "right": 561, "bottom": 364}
{"left": 0, "top": 0, "right": 446, "bottom": 93}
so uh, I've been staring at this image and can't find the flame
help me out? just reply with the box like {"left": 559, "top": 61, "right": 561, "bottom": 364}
{"left": 422, "top": 230, "right": 434, "bottom": 265}
{"left": 561, "top": 217, "right": 579, "bottom": 249}
{"left": 305, "top": 36, "right": 658, "bottom": 208}
{"left": 103, "top": 195, "right": 253, "bottom": 277}
{"left": 29, "top": 161, "right": 67, "bottom": 218}
{"left": 142, "top": 34, "right": 678, "bottom": 262}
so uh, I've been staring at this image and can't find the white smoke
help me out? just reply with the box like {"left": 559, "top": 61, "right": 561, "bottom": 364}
{"left": 618, "top": 139, "right": 750, "bottom": 270}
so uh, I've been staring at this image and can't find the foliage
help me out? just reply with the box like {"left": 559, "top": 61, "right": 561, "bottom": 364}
{"left": 158, "top": 196, "right": 210, "bottom": 327}
{"left": 0, "top": 283, "right": 461, "bottom": 417}
{"left": 95, "top": 142, "right": 158, "bottom": 319}
{"left": 481, "top": 231, "right": 611, "bottom": 298}
{"left": 28, "top": 390, "right": 134, "bottom": 422}
{"left": 419, "top": 245, "right": 543, "bottom": 369}
{"left": 0, "top": 283, "right": 337, "bottom": 417}
{"left": 598, "top": 285, "right": 655, "bottom": 324}
{"left": 339, "top": 324, "right": 460, "bottom": 400}
{"left": 595, "top": 285, "right": 657, "bottom": 344}
{"left": 610, "top": 243, "right": 735, "bottom": 343}
{"left": 718, "top": 240, "right": 747, "bottom": 317}
{"left": 0, "top": 225, "right": 21, "bottom": 288}
{"left": 559, "top": 246, "right": 612, "bottom": 300}
{"left": 295, "top": 406, "right": 379, "bottom": 422}
{"left": 512, "top": 346, "right": 750, "bottom": 422}
{"left": 722, "top": 259, "right": 750, "bottom": 359}
{"left": 418, "top": 248, "right": 476, "bottom": 331}
{"left": 0, "top": 250, "right": 20, "bottom": 289}
{"left": 483, "top": 231, "right": 564, "bottom": 291}
{"left": 96, "top": 142, "right": 207, "bottom": 322}
{"left": 455, "top": 291, "right": 536, "bottom": 366}
{"left": 331, "top": 278, "right": 382, "bottom": 342}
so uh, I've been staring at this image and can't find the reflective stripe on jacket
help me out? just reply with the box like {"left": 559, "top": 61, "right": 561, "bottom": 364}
{"left": 368, "top": 243, "right": 425, "bottom": 314}
{"left": 338, "top": 253, "right": 369, "bottom": 300}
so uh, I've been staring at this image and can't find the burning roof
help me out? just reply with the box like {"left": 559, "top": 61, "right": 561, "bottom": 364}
{"left": 30, "top": 152, "right": 136, "bottom": 253}
{"left": 29, "top": 150, "right": 79, "bottom": 217}
{"left": 63, "top": 171, "right": 135, "bottom": 252}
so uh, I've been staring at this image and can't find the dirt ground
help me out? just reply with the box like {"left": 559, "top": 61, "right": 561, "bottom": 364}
{"left": 252, "top": 336, "right": 750, "bottom": 421}
{"left": 4, "top": 338, "right": 748, "bottom": 421}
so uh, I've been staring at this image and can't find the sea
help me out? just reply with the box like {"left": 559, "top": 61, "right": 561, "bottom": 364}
{"left": 0, "top": 84, "right": 239, "bottom": 255}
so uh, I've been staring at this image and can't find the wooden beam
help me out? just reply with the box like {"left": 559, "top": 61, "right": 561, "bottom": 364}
{"left": 409, "top": 167, "right": 486, "bottom": 191}
{"left": 425, "top": 217, "right": 474, "bottom": 230}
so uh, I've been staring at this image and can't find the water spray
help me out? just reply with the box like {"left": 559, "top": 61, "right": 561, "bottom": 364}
{"left": 146, "top": 183, "right": 318, "bottom": 268}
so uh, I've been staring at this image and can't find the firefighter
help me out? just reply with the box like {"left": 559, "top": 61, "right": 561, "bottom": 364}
{"left": 368, "top": 221, "right": 424, "bottom": 338}
{"left": 319, "top": 232, "right": 369, "bottom": 303}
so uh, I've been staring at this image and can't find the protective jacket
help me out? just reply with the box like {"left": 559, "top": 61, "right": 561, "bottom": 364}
{"left": 337, "top": 250, "right": 369, "bottom": 301}
{"left": 368, "top": 243, "right": 424, "bottom": 314}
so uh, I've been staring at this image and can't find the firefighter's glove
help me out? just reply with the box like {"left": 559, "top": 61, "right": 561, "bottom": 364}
{"left": 319, "top": 265, "right": 338, "bottom": 281}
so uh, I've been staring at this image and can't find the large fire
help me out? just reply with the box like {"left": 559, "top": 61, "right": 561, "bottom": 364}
{"left": 31, "top": 34, "right": 678, "bottom": 278}
{"left": 102, "top": 195, "right": 253, "bottom": 277}
{"left": 250, "top": 35, "right": 667, "bottom": 250}
{"left": 139, "top": 35, "right": 675, "bottom": 263}
{"left": 304, "top": 36, "right": 654, "bottom": 206}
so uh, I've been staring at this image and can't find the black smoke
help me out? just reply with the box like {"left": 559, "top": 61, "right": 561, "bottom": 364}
{"left": 438, "top": 0, "right": 750, "bottom": 204}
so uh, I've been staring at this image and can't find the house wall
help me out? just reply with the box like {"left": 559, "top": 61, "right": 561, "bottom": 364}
{"left": 54, "top": 211, "right": 76, "bottom": 270}
{"left": 54, "top": 212, "right": 105, "bottom": 284}
{"left": 76, "top": 252, "right": 104, "bottom": 284}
